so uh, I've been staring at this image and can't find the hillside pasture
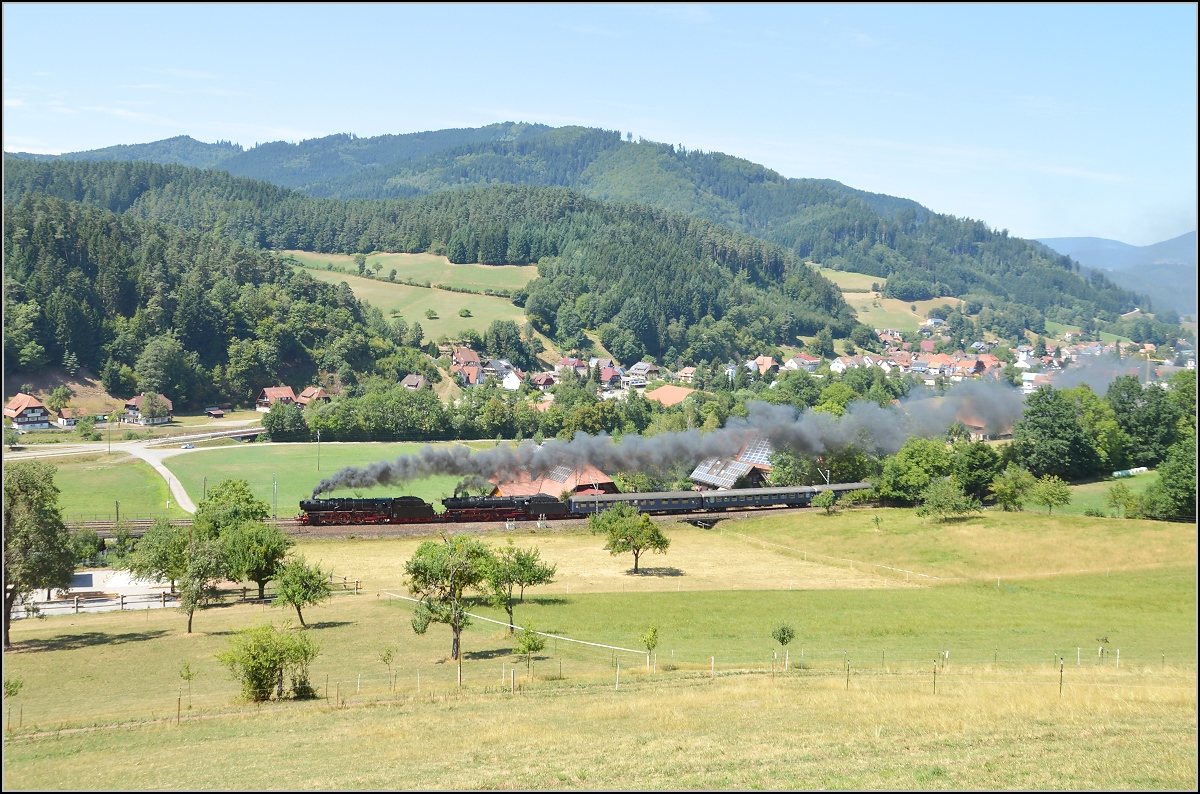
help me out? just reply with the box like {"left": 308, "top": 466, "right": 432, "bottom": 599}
{"left": 283, "top": 250, "right": 537, "bottom": 293}
{"left": 817, "top": 267, "right": 881, "bottom": 292}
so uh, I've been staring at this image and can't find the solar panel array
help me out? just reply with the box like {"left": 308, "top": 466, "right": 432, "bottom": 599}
{"left": 547, "top": 464, "right": 574, "bottom": 483}
{"left": 690, "top": 458, "right": 753, "bottom": 489}
{"left": 738, "top": 436, "right": 773, "bottom": 466}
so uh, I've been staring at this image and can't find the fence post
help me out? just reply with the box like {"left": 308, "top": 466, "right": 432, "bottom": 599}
{"left": 355, "top": 580, "right": 359, "bottom": 596}
{"left": 711, "top": 656, "right": 715, "bottom": 680}
{"left": 74, "top": 596, "right": 79, "bottom": 614}
{"left": 120, "top": 594, "right": 125, "bottom": 611}
{"left": 615, "top": 663, "right": 620, "bottom": 691}
{"left": 1059, "top": 659, "right": 1064, "bottom": 697}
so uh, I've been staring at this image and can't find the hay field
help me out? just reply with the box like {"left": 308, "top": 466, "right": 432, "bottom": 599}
{"left": 284, "top": 250, "right": 536, "bottom": 293}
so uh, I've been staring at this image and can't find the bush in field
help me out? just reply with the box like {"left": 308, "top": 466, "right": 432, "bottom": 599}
{"left": 811, "top": 489, "right": 838, "bottom": 514}
{"left": 218, "top": 622, "right": 321, "bottom": 702}
{"left": 989, "top": 465, "right": 1035, "bottom": 511}
{"left": 915, "top": 478, "right": 981, "bottom": 522}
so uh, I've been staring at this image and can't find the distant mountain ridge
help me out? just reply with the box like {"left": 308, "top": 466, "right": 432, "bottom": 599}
{"left": 5, "top": 125, "right": 1147, "bottom": 330}
{"left": 1037, "top": 232, "right": 1196, "bottom": 316}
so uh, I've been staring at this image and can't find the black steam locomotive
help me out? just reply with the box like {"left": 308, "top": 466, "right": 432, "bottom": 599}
{"left": 296, "top": 493, "right": 571, "bottom": 526}
{"left": 297, "top": 482, "right": 872, "bottom": 526}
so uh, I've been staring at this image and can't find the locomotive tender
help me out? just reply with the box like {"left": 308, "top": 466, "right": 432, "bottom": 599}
{"left": 297, "top": 482, "right": 871, "bottom": 526}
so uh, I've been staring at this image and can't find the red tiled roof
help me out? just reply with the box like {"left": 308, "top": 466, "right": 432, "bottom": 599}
{"left": 4, "top": 393, "right": 44, "bottom": 418}
{"left": 492, "top": 462, "right": 616, "bottom": 497}
{"left": 258, "top": 386, "right": 297, "bottom": 403}
{"left": 646, "top": 384, "right": 696, "bottom": 407}
{"left": 297, "top": 386, "right": 329, "bottom": 404}
{"left": 125, "top": 393, "right": 174, "bottom": 411}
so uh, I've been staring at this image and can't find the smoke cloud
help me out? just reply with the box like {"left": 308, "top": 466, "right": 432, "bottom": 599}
{"left": 311, "top": 377, "right": 1033, "bottom": 497}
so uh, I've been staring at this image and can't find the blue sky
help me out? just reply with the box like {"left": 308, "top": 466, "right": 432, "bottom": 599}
{"left": 3, "top": 4, "right": 1196, "bottom": 245}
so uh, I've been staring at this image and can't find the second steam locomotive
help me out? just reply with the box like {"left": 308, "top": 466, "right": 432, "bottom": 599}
{"left": 297, "top": 482, "right": 870, "bottom": 526}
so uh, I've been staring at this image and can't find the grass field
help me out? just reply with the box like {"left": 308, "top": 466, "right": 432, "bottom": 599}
{"left": 286, "top": 266, "right": 533, "bottom": 340}
{"left": 283, "top": 250, "right": 537, "bottom": 293}
{"left": 161, "top": 440, "right": 501, "bottom": 514}
{"left": 1057, "top": 471, "right": 1161, "bottom": 517}
{"left": 817, "top": 268, "right": 881, "bottom": 292}
{"left": 3, "top": 544, "right": 1194, "bottom": 787}
{"left": 50, "top": 453, "right": 189, "bottom": 523}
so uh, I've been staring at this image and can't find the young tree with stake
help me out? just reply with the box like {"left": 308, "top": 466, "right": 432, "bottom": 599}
{"left": 514, "top": 624, "right": 546, "bottom": 677}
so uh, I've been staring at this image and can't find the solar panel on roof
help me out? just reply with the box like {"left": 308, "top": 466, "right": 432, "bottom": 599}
{"left": 690, "top": 458, "right": 752, "bottom": 489}
{"left": 547, "top": 464, "right": 573, "bottom": 483}
{"left": 738, "top": 437, "right": 773, "bottom": 466}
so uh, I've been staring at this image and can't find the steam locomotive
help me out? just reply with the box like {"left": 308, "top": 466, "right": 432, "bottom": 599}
{"left": 296, "top": 482, "right": 871, "bottom": 526}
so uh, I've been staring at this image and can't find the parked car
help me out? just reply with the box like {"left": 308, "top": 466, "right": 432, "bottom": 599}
{"left": 181, "top": 443, "right": 195, "bottom": 449}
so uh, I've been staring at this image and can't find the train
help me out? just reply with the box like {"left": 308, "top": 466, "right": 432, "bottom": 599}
{"left": 296, "top": 482, "right": 872, "bottom": 526}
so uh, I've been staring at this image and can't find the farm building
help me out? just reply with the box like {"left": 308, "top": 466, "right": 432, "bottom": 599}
{"left": 256, "top": 386, "right": 297, "bottom": 412}
{"left": 296, "top": 386, "right": 331, "bottom": 405}
{"left": 646, "top": 384, "right": 695, "bottom": 407}
{"left": 691, "top": 436, "right": 774, "bottom": 489}
{"left": 399, "top": 374, "right": 430, "bottom": 391}
{"left": 490, "top": 452, "right": 618, "bottom": 498}
{"left": 124, "top": 393, "right": 173, "bottom": 425}
{"left": 4, "top": 393, "right": 51, "bottom": 431}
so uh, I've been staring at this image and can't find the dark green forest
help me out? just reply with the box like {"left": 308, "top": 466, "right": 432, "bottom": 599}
{"left": 4, "top": 158, "right": 854, "bottom": 364}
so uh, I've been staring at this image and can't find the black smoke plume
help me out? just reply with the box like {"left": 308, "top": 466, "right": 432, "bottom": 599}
{"left": 311, "top": 378, "right": 1029, "bottom": 497}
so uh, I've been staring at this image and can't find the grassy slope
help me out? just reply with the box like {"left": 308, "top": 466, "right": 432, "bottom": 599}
{"left": 161, "top": 440, "right": 501, "bottom": 513}
{"left": 3, "top": 558, "right": 1194, "bottom": 788}
{"left": 52, "top": 453, "right": 189, "bottom": 522}
{"left": 283, "top": 250, "right": 536, "bottom": 292}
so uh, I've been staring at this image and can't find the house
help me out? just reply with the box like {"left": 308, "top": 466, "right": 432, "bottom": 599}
{"left": 124, "top": 393, "right": 174, "bottom": 425}
{"left": 691, "top": 437, "right": 774, "bottom": 489}
{"left": 4, "top": 393, "right": 51, "bottom": 431}
{"left": 598, "top": 367, "right": 622, "bottom": 389}
{"left": 956, "top": 409, "right": 1013, "bottom": 443}
{"left": 588, "top": 357, "right": 615, "bottom": 370}
{"left": 555, "top": 357, "right": 588, "bottom": 377}
{"left": 490, "top": 451, "right": 618, "bottom": 497}
{"left": 451, "top": 347, "right": 481, "bottom": 368}
{"left": 56, "top": 407, "right": 79, "bottom": 428}
{"left": 256, "top": 386, "right": 298, "bottom": 412}
{"left": 784, "top": 353, "right": 821, "bottom": 373}
{"left": 752, "top": 356, "right": 779, "bottom": 376}
{"left": 502, "top": 371, "right": 523, "bottom": 391}
{"left": 399, "top": 374, "right": 430, "bottom": 391}
{"left": 451, "top": 363, "right": 483, "bottom": 386}
{"left": 646, "top": 384, "right": 695, "bottom": 407}
{"left": 676, "top": 366, "right": 697, "bottom": 384}
{"left": 296, "top": 386, "right": 331, "bottom": 406}
{"left": 829, "top": 355, "right": 867, "bottom": 375}
{"left": 923, "top": 317, "right": 946, "bottom": 327}
{"left": 919, "top": 339, "right": 936, "bottom": 353}
{"left": 530, "top": 372, "right": 557, "bottom": 391}
{"left": 627, "top": 361, "right": 661, "bottom": 380}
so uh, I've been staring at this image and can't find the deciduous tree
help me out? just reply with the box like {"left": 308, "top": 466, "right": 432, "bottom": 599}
{"left": 405, "top": 536, "right": 494, "bottom": 660}
{"left": 589, "top": 504, "right": 670, "bottom": 574}
{"left": 1029, "top": 475, "right": 1072, "bottom": 515}
{"left": 272, "top": 556, "right": 333, "bottom": 628}
{"left": 3, "top": 461, "right": 75, "bottom": 647}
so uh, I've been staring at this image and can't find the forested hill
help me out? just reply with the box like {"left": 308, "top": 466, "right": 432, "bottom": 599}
{"left": 8, "top": 125, "right": 1145, "bottom": 329}
{"left": 4, "top": 158, "right": 853, "bottom": 365}
{"left": 6, "top": 122, "right": 553, "bottom": 189}
{"left": 277, "top": 125, "right": 1146, "bottom": 325}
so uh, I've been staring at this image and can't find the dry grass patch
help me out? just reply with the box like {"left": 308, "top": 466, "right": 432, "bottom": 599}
{"left": 292, "top": 524, "right": 908, "bottom": 595}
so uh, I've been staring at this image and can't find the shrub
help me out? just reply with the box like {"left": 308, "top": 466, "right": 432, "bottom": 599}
{"left": 1083, "top": 507, "right": 1107, "bottom": 517}
{"left": 811, "top": 489, "right": 837, "bottom": 514}
{"left": 915, "top": 478, "right": 981, "bottom": 521}
{"left": 217, "top": 622, "right": 321, "bottom": 702}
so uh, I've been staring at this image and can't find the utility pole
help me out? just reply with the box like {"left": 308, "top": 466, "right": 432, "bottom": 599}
{"left": 317, "top": 429, "right": 321, "bottom": 471}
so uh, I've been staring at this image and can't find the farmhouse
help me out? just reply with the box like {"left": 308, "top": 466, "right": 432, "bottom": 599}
{"left": 530, "top": 372, "right": 557, "bottom": 391}
{"left": 56, "top": 407, "right": 80, "bottom": 428}
{"left": 451, "top": 363, "right": 483, "bottom": 386}
{"left": 490, "top": 454, "right": 618, "bottom": 498}
{"left": 256, "top": 386, "right": 297, "bottom": 412}
{"left": 451, "top": 347, "right": 481, "bottom": 367}
{"left": 399, "top": 374, "right": 430, "bottom": 391}
{"left": 4, "top": 393, "right": 51, "bottom": 431}
{"left": 124, "top": 393, "right": 173, "bottom": 425}
{"left": 296, "top": 386, "right": 331, "bottom": 406}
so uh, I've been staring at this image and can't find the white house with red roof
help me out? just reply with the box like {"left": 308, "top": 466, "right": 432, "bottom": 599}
{"left": 125, "top": 393, "right": 174, "bottom": 425}
{"left": 4, "top": 393, "right": 51, "bottom": 431}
